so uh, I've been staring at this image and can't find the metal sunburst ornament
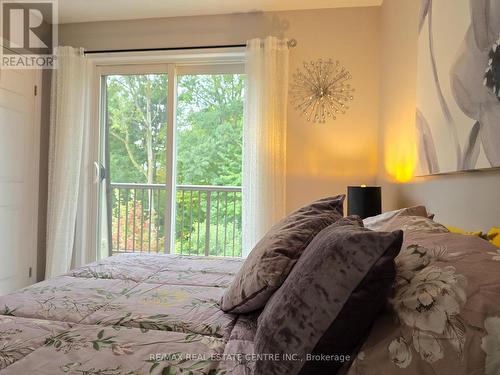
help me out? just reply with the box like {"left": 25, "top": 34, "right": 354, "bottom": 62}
{"left": 290, "top": 58, "right": 354, "bottom": 123}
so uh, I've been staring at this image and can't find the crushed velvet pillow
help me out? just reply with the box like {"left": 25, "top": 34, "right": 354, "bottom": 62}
{"left": 220, "top": 195, "right": 345, "bottom": 314}
{"left": 254, "top": 217, "right": 403, "bottom": 375}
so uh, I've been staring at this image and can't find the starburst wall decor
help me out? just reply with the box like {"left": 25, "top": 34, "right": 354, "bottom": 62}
{"left": 290, "top": 58, "right": 354, "bottom": 123}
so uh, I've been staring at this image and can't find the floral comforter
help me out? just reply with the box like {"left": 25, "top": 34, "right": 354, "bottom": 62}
{"left": 347, "top": 216, "right": 500, "bottom": 375}
{"left": 0, "top": 254, "right": 257, "bottom": 375}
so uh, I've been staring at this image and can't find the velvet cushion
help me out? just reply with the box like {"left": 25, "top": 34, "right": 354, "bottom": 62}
{"left": 220, "top": 195, "right": 345, "bottom": 314}
{"left": 299, "top": 239, "right": 398, "bottom": 374}
{"left": 254, "top": 217, "right": 403, "bottom": 375}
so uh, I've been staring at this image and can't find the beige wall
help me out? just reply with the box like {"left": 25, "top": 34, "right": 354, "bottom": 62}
{"left": 59, "top": 7, "right": 381, "bottom": 213}
{"left": 378, "top": 0, "right": 500, "bottom": 231}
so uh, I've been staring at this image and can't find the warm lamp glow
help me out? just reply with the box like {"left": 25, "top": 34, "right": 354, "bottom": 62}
{"left": 394, "top": 161, "right": 415, "bottom": 182}
{"left": 385, "top": 147, "right": 416, "bottom": 183}
{"left": 384, "top": 118, "right": 417, "bottom": 183}
{"left": 360, "top": 184, "right": 367, "bottom": 188}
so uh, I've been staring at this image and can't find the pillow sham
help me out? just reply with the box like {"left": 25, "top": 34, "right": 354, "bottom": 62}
{"left": 220, "top": 195, "right": 345, "bottom": 313}
{"left": 363, "top": 205, "right": 429, "bottom": 231}
{"left": 347, "top": 228, "right": 500, "bottom": 375}
{"left": 254, "top": 217, "right": 404, "bottom": 375}
{"left": 371, "top": 214, "right": 449, "bottom": 234}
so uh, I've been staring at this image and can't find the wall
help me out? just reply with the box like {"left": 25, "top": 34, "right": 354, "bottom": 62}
{"left": 378, "top": 0, "right": 500, "bottom": 231}
{"left": 59, "top": 7, "right": 381, "bottom": 213}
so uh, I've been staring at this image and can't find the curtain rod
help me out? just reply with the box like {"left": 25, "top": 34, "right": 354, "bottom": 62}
{"left": 84, "top": 39, "right": 297, "bottom": 55}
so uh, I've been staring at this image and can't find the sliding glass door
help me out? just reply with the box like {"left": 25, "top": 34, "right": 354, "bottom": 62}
{"left": 96, "top": 63, "right": 244, "bottom": 258}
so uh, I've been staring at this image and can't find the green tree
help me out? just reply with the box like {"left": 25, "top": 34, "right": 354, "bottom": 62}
{"left": 176, "top": 74, "right": 244, "bottom": 186}
{"left": 107, "top": 74, "right": 167, "bottom": 184}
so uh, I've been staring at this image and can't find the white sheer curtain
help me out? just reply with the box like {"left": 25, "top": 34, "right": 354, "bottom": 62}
{"left": 242, "top": 37, "right": 289, "bottom": 256}
{"left": 46, "top": 46, "right": 92, "bottom": 278}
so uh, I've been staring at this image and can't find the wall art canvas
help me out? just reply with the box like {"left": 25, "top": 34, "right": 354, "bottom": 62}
{"left": 416, "top": 0, "right": 500, "bottom": 175}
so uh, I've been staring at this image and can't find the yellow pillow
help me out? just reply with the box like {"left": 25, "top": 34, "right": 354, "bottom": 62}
{"left": 487, "top": 227, "right": 500, "bottom": 247}
{"left": 446, "top": 225, "right": 483, "bottom": 237}
{"left": 446, "top": 226, "right": 500, "bottom": 247}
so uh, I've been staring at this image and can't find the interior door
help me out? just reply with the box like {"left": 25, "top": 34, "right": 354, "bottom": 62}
{"left": 0, "top": 68, "right": 40, "bottom": 295}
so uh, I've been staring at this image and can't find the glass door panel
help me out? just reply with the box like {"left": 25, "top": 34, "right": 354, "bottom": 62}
{"left": 174, "top": 73, "right": 245, "bottom": 257}
{"left": 104, "top": 73, "right": 169, "bottom": 254}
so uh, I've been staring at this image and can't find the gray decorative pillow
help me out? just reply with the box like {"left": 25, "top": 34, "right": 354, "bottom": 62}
{"left": 220, "top": 195, "right": 345, "bottom": 313}
{"left": 254, "top": 217, "right": 403, "bottom": 375}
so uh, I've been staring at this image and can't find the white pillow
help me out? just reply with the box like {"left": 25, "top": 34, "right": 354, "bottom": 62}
{"left": 363, "top": 205, "right": 429, "bottom": 231}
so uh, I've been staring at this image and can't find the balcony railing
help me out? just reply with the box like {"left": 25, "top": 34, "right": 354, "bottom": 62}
{"left": 110, "top": 183, "right": 242, "bottom": 257}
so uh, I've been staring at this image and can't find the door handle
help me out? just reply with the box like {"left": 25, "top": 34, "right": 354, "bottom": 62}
{"left": 93, "top": 162, "right": 105, "bottom": 183}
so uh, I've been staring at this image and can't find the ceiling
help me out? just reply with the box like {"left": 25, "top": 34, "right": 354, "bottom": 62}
{"left": 58, "top": 0, "right": 383, "bottom": 24}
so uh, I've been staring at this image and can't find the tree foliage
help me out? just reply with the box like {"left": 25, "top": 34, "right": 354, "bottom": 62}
{"left": 107, "top": 74, "right": 167, "bottom": 184}
{"left": 176, "top": 74, "right": 244, "bottom": 186}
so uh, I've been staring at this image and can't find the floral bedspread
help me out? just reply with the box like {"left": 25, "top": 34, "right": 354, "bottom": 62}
{"left": 347, "top": 216, "right": 500, "bottom": 375}
{"left": 0, "top": 254, "right": 257, "bottom": 375}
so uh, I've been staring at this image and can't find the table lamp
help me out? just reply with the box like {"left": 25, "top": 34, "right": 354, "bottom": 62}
{"left": 347, "top": 185, "right": 382, "bottom": 219}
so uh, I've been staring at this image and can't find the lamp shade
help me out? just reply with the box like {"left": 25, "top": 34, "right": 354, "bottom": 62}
{"left": 347, "top": 186, "right": 381, "bottom": 219}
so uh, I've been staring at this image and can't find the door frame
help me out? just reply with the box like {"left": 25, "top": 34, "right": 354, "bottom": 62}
{"left": 32, "top": 69, "right": 42, "bottom": 282}
{"left": 87, "top": 49, "right": 245, "bottom": 258}
{"left": 94, "top": 63, "right": 175, "bottom": 256}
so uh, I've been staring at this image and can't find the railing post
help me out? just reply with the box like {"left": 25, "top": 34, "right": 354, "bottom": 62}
{"left": 204, "top": 191, "right": 211, "bottom": 257}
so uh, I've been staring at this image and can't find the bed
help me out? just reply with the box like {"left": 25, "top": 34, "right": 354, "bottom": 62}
{"left": 0, "top": 254, "right": 256, "bottom": 374}
{"left": 1, "top": 197, "right": 499, "bottom": 375}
